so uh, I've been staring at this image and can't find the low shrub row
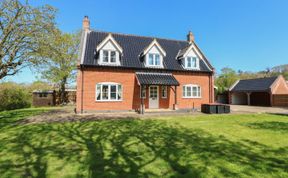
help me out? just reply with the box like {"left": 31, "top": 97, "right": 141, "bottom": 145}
{"left": 0, "top": 83, "right": 31, "bottom": 111}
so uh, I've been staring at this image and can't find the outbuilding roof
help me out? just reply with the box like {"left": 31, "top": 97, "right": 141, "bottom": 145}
{"left": 230, "top": 76, "right": 278, "bottom": 92}
{"left": 82, "top": 31, "right": 213, "bottom": 72}
{"left": 136, "top": 72, "right": 179, "bottom": 86}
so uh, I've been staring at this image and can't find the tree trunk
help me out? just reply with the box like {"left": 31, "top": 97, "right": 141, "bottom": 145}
{"left": 60, "top": 77, "right": 67, "bottom": 104}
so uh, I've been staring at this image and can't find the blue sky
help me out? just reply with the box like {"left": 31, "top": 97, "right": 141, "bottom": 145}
{"left": 4, "top": 0, "right": 288, "bottom": 83}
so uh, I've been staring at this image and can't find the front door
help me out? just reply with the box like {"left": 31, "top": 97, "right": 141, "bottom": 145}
{"left": 149, "top": 86, "right": 159, "bottom": 109}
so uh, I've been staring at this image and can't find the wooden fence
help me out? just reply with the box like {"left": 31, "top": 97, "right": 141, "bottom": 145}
{"left": 272, "top": 94, "right": 288, "bottom": 107}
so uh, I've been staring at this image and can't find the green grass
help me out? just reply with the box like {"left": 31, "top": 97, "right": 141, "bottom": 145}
{"left": 0, "top": 109, "right": 287, "bottom": 178}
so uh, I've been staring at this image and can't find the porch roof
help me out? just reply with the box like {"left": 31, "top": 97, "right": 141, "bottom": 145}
{"left": 136, "top": 72, "right": 179, "bottom": 86}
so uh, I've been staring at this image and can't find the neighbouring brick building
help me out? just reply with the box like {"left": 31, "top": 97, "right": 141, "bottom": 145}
{"left": 76, "top": 16, "right": 215, "bottom": 113}
{"left": 229, "top": 75, "right": 288, "bottom": 107}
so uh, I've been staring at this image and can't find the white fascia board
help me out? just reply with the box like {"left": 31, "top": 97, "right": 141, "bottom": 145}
{"left": 80, "top": 30, "right": 89, "bottom": 64}
{"left": 96, "top": 33, "right": 123, "bottom": 53}
{"left": 142, "top": 39, "right": 166, "bottom": 57}
{"left": 229, "top": 80, "right": 240, "bottom": 91}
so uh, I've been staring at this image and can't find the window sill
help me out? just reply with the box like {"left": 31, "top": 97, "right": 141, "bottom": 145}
{"left": 95, "top": 100, "right": 123, "bottom": 102}
{"left": 145, "top": 65, "right": 164, "bottom": 68}
{"left": 182, "top": 97, "right": 202, "bottom": 99}
{"left": 98, "top": 63, "right": 120, "bottom": 66}
{"left": 184, "top": 67, "right": 200, "bottom": 70}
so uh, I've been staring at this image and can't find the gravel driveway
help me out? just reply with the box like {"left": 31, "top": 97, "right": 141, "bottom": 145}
{"left": 230, "top": 105, "right": 288, "bottom": 115}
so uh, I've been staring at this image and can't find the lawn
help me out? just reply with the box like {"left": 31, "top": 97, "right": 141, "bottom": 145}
{"left": 0, "top": 108, "right": 287, "bottom": 178}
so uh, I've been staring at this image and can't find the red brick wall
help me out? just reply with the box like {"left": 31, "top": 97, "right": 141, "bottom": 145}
{"left": 76, "top": 67, "right": 213, "bottom": 112}
{"left": 271, "top": 76, "right": 288, "bottom": 94}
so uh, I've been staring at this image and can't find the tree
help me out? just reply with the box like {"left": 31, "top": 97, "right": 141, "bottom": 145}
{"left": 26, "top": 80, "right": 53, "bottom": 93}
{"left": 0, "top": 0, "right": 56, "bottom": 79}
{"left": 215, "top": 67, "right": 239, "bottom": 94}
{"left": 36, "top": 30, "right": 80, "bottom": 104}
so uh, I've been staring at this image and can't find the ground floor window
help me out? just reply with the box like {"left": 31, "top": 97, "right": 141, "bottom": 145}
{"left": 182, "top": 84, "right": 201, "bottom": 98}
{"left": 96, "top": 83, "right": 122, "bottom": 101}
{"left": 161, "top": 86, "right": 167, "bottom": 98}
{"left": 140, "top": 85, "right": 146, "bottom": 98}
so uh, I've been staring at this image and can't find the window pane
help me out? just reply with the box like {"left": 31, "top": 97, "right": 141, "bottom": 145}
{"left": 183, "top": 86, "right": 186, "bottom": 97}
{"left": 155, "top": 54, "right": 160, "bottom": 65}
{"left": 103, "top": 50, "right": 109, "bottom": 62}
{"left": 148, "top": 54, "right": 154, "bottom": 65}
{"left": 198, "top": 86, "right": 201, "bottom": 97}
{"left": 102, "top": 85, "right": 109, "bottom": 100}
{"left": 110, "top": 92, "right": 116, "bottom": 100}
{"left": 187, "top": 86, "right": 192, "bottom": 97}
{"left": 141, "top": 86, "right": 146, "bottom": 98}
{"left": 110, "top": 85, "right": 117, "bottom": 100}
{"left": 118, "top": 85, "right": 122, "bottom": 100}
{"left": 192, "top": 87, "right": 197, "bottom": 96}
{"left": 162, "top": 86, "right": 167, "bottom": 98}
{"left": 96, "top": 84, "right": 101, "bottom": 100}
{"left": 187, "top": 57, "right": 192, "bottom": 68}
{"left": 110, "top": 51, "right": 116, "bottom": 63}
{"left": 192, "top": 57, "right": 197, "bottom": 68}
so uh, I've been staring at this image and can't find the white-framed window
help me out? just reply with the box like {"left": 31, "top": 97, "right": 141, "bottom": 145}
{"left": 184, "top": 57, "right": 199, "bottom": 69}
{"left": 147, "top": 53, "right": 162, "bottom": 67}
{"left": 96, "top": 83, "right": 122, "bottom": 101}
{"left": 101, "top": 50, "right": 117, "bottom": 64}
{"left": 140, "top": 85, "right": 146, "bottom": 98}
{"left": 182, "top": 84, "right": 201, "bottom": 98}
{"left": 161, "top": 86, "right": 167, "bottom": 98}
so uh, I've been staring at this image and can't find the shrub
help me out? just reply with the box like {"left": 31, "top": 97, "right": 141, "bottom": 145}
{"left": 0, "top": 82, "right": 31, "bottom": 111}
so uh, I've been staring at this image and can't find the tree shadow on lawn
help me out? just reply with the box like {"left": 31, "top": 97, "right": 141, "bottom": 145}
{"left": 0, "top": 109, "right": 49, "bottom": 130}
{"left": 245, "top": 121, "right": 288, "bottom": 132}
{"left": 0, "top": 118, "right": 287, "bottom": 177}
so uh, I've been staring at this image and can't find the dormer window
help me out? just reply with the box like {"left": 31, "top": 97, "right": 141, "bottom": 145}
{"left": 177, "top": 44, "right": 201, "bottom": 70}
{"left": 96, "top": 33, "right": 123, "bottom": 66}
{"left": 141, "top": 39, "right": 166, "bottom": 68}
{"left": 185, "top": 57, "right": 199, "bottom": 69}
{"left": 148, "top": 53, "right": 161, "bottom": 66}
{"left": 102, "top": 50, "right": 116, "bottom": 63}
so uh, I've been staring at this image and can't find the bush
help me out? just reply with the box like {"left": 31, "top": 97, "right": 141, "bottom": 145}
{"left": 0, "top": 83, "right": 31, "bottom": 111}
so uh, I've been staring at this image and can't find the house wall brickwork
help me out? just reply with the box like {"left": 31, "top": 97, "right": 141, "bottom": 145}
{"left": 76, "top": 67, "right": 213, "bottom": 113}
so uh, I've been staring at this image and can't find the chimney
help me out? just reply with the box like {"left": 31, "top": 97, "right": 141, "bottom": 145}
{"left": 187, "top": 31, "right": 194, "bottom": 43}
{"left": 82, "top": 16, "right": 90, "bottom": 31}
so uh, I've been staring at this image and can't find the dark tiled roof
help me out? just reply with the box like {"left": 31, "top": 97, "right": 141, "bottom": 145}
{"left": 82, "top": 31, "right": 212, "bottom": 72}
{"left": 177, "top": 46, "right": 190, "bottom": 59}
{"left": 136, "top": 72, "right": 179, "bottom": 86}
{"left": 231, "top": 76, "right": 278, "bottom": 92}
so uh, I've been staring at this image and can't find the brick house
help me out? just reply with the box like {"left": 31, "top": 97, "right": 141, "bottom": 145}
{"left": 229, "top": 75, "right": 288, "bottom": 106}
{"left": 76, "top": 16, "right": 214, "bottom": 113}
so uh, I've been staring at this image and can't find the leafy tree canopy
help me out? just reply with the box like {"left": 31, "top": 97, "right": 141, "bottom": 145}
{"left": 0, "top": 0, "right": 56, "bottom": 79}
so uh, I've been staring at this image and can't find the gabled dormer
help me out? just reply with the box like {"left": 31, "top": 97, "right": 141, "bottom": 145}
{"left": 140, "top": 39, "right": 166, "bottom": 68}
{"left": 177, "top": 43, "right": 202, "bottom": 70}
{"left": 96, "top": 33, "right": 123, "bottom": 65}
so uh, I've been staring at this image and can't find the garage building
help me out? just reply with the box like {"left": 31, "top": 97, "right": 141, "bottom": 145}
{"left": 229, "top": 75, "right": 288, "bottom": 106}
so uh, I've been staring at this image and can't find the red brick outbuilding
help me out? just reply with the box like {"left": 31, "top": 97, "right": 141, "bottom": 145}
{"left": 229, "top": 76, "right": 288, "bottom": 107}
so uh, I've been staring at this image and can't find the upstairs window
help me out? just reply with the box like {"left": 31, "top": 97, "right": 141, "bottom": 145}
{"left": 101, "top": 50, "right": 117, "bottom": 64}
{"left": 147, "top": 53, "right": 161, "bottom": 66}
{"left": 96, "top": 83, "right": 122, "bottom": 101}
{"left": 182, "top": 84, "right": 201, "bottom": 98}
{"left": 185, "top": 57, "right": 199, "bottom": 69}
